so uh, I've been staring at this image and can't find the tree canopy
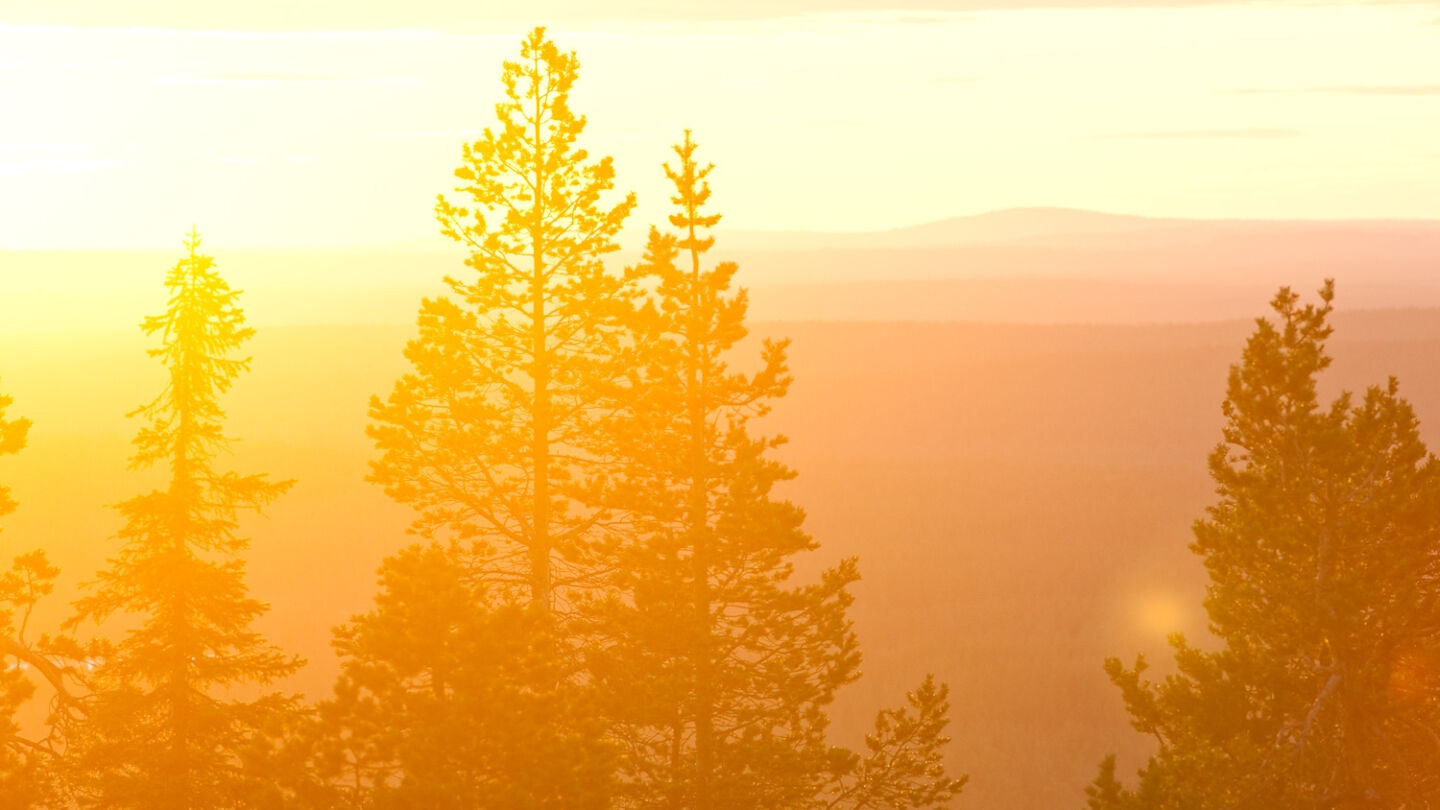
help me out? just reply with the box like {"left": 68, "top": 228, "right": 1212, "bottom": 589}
{"left": 1095, "top": 281, "right": 1440, "bottom": 808}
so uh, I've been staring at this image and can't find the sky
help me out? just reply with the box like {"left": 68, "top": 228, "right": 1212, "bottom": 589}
{"left": 0, "top": 0, "right": 1438, "bottom": 248}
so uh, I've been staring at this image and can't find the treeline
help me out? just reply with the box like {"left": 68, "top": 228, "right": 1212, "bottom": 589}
{"left": 0, "top": 28, "right": 963, "bottom": 810}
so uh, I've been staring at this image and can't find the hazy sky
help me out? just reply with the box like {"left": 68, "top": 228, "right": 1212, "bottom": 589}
{"left": 1, "top": 0, "right": 1438, "bottom": 248}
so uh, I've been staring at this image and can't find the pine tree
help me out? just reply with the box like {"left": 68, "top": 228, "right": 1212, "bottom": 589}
{"left": 597, "top": 132, "right": 863, "bottom": 810}
{"left": 63, "top": 230, "right": 302, "bottom": 810}
{"left": 368, "top": 25, "right": 636, "bottom": 613}
{"left": 338, "top": 26, "right": 634, "bottom": 807}
{"left": 821, "top": 675, "right": 968, "bottom": 810}
{"left": 1097, "top": 281, "right": 1440, "bottom": 808}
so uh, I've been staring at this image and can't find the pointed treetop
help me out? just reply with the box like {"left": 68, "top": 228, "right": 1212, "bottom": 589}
{"left": 665, "top": 130, "right": 722, "bottom": 256}
{"left": 185, "top": 225, "right": 203, "bottom": 256}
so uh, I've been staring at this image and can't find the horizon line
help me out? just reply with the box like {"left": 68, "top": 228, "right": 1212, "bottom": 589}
{"left": 5, "top": 205, "right": 1440, "bottom": 252}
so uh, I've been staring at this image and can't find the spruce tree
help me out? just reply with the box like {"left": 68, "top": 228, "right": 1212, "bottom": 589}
{"left": 1097, "top": 282, "right": 1440, "bottom": 807}
{"left": 63, "top": 230, "right": 301, "bottom": 810}
{"left": 597, "top": 131, "right": 862, "bottom": 810}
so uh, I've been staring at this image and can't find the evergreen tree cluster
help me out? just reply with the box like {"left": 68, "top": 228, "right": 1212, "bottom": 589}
{"left": 0, "top": 27, "right": 964, "bottom": 810}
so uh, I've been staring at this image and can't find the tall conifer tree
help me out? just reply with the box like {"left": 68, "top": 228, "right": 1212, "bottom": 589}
{"left": 63, "top": 231, "right": 301, "bottom": 810}
{"left": 1097, "top": 282, "right": 1440, "bottom": 807}
{"left": 598, "top": 132, "right": 862, "bottom": 810}
{"left": 328, "top": 27, "right": 634, "bottom": 807}
{"left": 368, "top": 25, "right": 636, "bottom": 613}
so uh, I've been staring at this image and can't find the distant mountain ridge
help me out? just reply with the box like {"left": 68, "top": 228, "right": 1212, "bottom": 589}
{"left": 720, "top": 206, "right": 1440, "bottom": 251}
{"left": 6, "top": 207, "right": 1440, "bottom": 331}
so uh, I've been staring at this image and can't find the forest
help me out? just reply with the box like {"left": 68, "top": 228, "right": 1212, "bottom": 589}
{"left": 5, "top": 23, "right": 1440, "bottom": 810}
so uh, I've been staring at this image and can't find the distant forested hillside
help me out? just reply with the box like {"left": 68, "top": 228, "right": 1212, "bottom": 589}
{"left": 5, "top": 309, "right": 1439, "bottom": 808}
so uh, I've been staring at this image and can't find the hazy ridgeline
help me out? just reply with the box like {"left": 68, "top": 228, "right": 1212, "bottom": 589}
{"left": 7, "top": 26, "right": 1440, "bottom": 810}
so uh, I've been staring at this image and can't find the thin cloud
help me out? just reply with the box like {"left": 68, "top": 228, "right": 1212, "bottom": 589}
{"left": 889, "top": 13, "right": 966, "bottom": 23}
{"left": 375, "top": 129, "right": 479, "bottom": 139}
{"left": 0, "top": 141, "right": 97, "bottom": 155}
{"left": 803, "top": 10, "right": 973, "bottom": 24}
{"left": 149, "top": 72, "right": 422, "bottom": 87}
{"left": 1228, "top": 85, "right": 1440, "bottom": 96}
{"left": 0, "top": 1, "right": 1419, "bottom": 30}
{"left": 1087, "top": 128, "right": 1303, "bottom": 140}
{"left": 0, "top": 23, "right": 451, "bottom": 40}
{"left": 0, "top": 158, "right": 127, "bottom": 178}
{"left": 929, "top": 75, "right": 993, "bottom": 84}
{"left": 0, "top": 56, "right": 129, "bottom": 71}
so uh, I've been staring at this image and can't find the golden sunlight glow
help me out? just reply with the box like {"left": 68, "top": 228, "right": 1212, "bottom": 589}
{"left": 6, "top": 7, "right": 1440, "bottom": 810}
{"left": 2, "top": 3, "right": 1439, "bottom": 250}
{"left": 1131, "top": 591, "right": 1187, "bottom": 638}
